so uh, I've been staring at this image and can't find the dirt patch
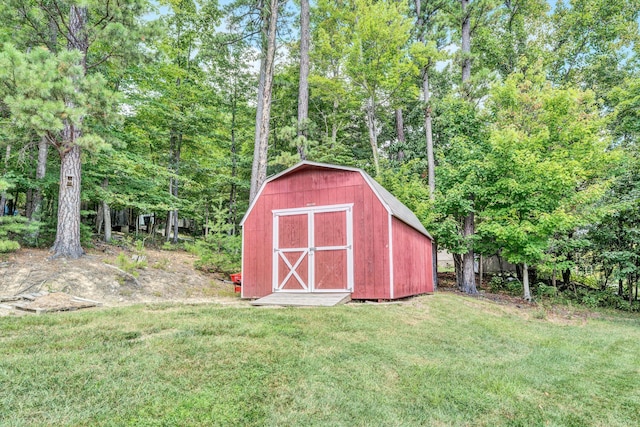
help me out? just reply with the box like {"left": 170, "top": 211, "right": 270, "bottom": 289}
{"left": 0, "top": 246, "right": 248, "bottom": 316}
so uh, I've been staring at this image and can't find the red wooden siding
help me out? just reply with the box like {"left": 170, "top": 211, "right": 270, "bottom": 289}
{"left": 242, "top": 167, "right": 390, "bottom": 299}
{"left": 392, "top": 217, "right": 434, "bottom": 298}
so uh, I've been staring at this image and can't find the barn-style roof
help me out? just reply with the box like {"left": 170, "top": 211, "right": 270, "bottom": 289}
{"left": 242, "top": 161, "right": 433, "bottom": 239}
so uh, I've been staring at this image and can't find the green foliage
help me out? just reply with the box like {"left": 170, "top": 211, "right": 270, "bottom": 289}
{"left": 186, "top": 234, "right": 241, "bottom": 275}
{"left": 575, "top": 288, "right": 629, "bottom": 310}
{"left": 478, "top": 64, "right": 610, "bottom": 267}
{"left": 0, "top": 239, "right": 20, "bottom": 253}
{"left": 431, "top": 96, "right": 489, "bottom": 253}
{"left": 488, "top": 275, "right": 522, "bottom": 295}
{"left": 583, "top": 150, "right": 640, "bottom": 294}
{"left": 376, "top": 160, "right": 435, "bottom": 228}
{"left": 547, "top": 0, "right": 640, "bottom": 91}
{"left": 0, "top": 176, "right": 40, "bottom": 252}
{"left": 0, "top": 44, "right": 118, "bottom": 152}
{"left": 161, "top": 241, "right": 183, "bottom": 251}
{"left": 113, "top": 252, "right": 147, "bottom": 278}
{"left": 535, "top": 283, "right": 558, "bottom": 298}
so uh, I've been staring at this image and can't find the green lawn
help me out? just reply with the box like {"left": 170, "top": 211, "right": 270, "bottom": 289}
{"left": 1, "top": 294, "right": 639, "bottom": 426}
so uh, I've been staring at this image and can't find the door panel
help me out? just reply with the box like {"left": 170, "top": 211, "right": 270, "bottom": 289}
{"left": 313, "top": 249, "right": 347, "bottom": 290}
{"left": 314, "top": 211, "right": 346, "bottom": 247}
{"left": 278, "top": 214, "right": 308, "bottom": 248}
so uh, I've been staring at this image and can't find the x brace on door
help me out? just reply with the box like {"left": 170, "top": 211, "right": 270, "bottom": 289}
{"left": 276, "top": 249, "right": 308, "bottom": 290}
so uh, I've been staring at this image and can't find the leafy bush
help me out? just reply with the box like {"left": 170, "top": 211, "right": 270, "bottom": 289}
{"left": 186, "top": 234, "right": 241, "bottom": 275}
{"left": 572, "top": 274, "right": 599, "bottom": 288}
{"left": 0, "top": 215, "right": 40, "bottom": 253}
{"left": 0, "top": 239, "right": 20, "bottom": 253}
{"left": 535, "top": 283, "right": 558, "bottom": 298}
{"left": 557, "top": 286, "right": 630, "bottom": 310}
{"left": 488, "top": 275, "right": 522, "bottom": 295}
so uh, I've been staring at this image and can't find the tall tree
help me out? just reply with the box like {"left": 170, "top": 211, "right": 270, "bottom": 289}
{"left": 345, "top": 0, "right": 414, "bottom": 176}
{"left": 412, "top": 0, "right": 449, "bottom": 197}
{"left": 480, "top": 67, "right": 611, "bottom": 300}
{"left": 459, "top": 0, "right": 476, "bottom": 293}
{"left": 0, "top": 0, "right": 151, "bottom": 258}
{"left": 296, "top": 0, "right": 310, "bottom": 160}
{"left": 250, "top": 0, "right": 280, "bottom": 202}
{"left": 50, "top": 4, "right": 88, "bottom": 258}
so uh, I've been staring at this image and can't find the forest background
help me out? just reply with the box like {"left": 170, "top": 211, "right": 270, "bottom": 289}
{"left": 0, "top": 0, "right": 639, "bottom": 309}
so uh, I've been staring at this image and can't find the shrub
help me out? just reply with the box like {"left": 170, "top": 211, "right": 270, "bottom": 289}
{"left": 0, "top": 239, "right": 20, "bottom": 253}
{"left": 488, "top": 275, "right": 522, "bottom": 295}
{"left": 572, "top": 274, "right": 599, "bottom": 288}
{"left": 0, "top": 215, "right": 40, "bottom": 253}
{"left": 187, "top": 234, "right": 241, "bottom": 275}
{"left": 536, "top": 283, "right": 558, "bottom": 298}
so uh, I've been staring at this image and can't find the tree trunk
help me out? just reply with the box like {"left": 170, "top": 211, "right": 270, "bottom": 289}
{"left": 454, "top": 252, "right": 463, "bottom": 289}
{"left": 459, "top": 0, "right": 476, "bottom": 294}
{"left": 26, "top": 190, "right": 33, "bottom": 219}
{"left": 171, "top": 133, "right": 181, "bottom": 244}
{"left": 462, "top": 212, "right": 477, "bottom": 294}
{"left": 618, "top": 278, "right": 623, "bottom": 297}
{"left": 395, "top": 108, "right": 406, "bottom": 161}
{"left": 297, "top": 0, "right": 310, "bottom": 160}
{"left": 30, "top": 135, "right": 48, "bottom": 221}
{"left": 51, "top": 5, "right": 87, "bottom": 258}
{"left": 522, "top": 262, "right": 531, "bottom": 301}
{"left": 151, "top": 213, "right": 156, "bottom": 235}
{"left": 165, "top": 211, "right": 172, "bottom": 242}
{"left": 166, "top": 128, "right": 181, "bottom": 244}
{"left": 331, "top": 98, "right": 338, "bottom": 146}
{"left": 96, "top": 202, "right": 103, "bottom": 234}
{"left": 51, "top": 144, "right": 83, "bottom": 258}
{"left": 250, "top": 0, "right": 279, "bottom": 203}
{"left": 365, "top": 96, "right": 380, "bottom": 176}
{"left": 102, "top": 178, "right": 111, "bottom": 242}
{"left": 461, "top": 0, "right": 471, "bottom": 83}
{"left": 171, "top": 206, "right": 179, "bottom": 243}
{"left": 415, "top": 0, "right": 435, "bottom": 199}
{"left": 562, "top": 268, "right": 571, "bottom": 287}
{"left": 424, "top": 71, "right": 435, "bottom": 200}
{"left": 229, "top": 90, "right": 238, "bottom": 235}
{"left": 250, "top": 55, "right": 266, "bottom": 202}
{"left": 0, "top": 144, "right": 11, "bottom": 216}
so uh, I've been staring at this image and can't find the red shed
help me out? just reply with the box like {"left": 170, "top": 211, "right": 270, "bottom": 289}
{"left": 240, "top": 161, "right": 435, "bottom": 300}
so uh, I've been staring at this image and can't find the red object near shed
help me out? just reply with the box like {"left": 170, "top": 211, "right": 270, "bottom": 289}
{"left": 240, "top": 161, "right": 435, "bottom": 300}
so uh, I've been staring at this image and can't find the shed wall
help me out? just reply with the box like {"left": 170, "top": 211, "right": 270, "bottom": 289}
{"left": 242, "top": 168, "right": 390, "bottom": 299}
{"left": 392, "top": 217, "right": 434, "bottom": 298}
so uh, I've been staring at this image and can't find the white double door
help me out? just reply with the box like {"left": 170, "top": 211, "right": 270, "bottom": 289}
{"left": 272, "top": 204, "right": 353, "bottom": 292}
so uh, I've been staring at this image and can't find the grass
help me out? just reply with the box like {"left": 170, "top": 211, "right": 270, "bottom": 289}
{"left": 1, "top": 294, "right": 639, "bottom": 426}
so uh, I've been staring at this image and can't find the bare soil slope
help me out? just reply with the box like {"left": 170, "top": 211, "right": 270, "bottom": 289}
{"left": 0, "top": 245, "right": 246, "bottom": 315}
